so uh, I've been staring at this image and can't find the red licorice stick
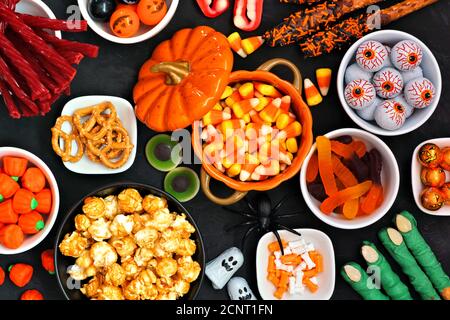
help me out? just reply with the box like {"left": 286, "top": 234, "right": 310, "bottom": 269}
{"left": 59, "top": 50, "right": 84, "bottom": 65}
{"left": 7, "top": 33, "right": 61, "bottom": 94}
{"left": 0, "top": 33, "right": 49, "bottom": 100}
{"left": 35, "top": 54, "right": 72, "bottom": 92}
{"left": 16, "top": 97, "right": 39, "bottom": 117}
{"left": 0, "top": 79, "right": 20, "bottom": 118}
{"left": 0, "top": 55, "right": 39, "bottom": 115}
{"left": 0, "top": 0, "right": 18, "bottom": 32}
{"left": 0, "top": 2, "right": 76, "bottom": 79}
{"left": 16, "top": 13, "right": 88, "bottom": 32}
{"left": 33, "top": 29, "right": 99, "bottom": 58}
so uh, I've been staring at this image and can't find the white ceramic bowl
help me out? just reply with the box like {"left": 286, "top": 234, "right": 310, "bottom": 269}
{"left": 256, "top": 228, "right": 335, "bottom": 300}
{"left": 0, "top": 147, "right": 60, "bottom": 255}
{"left": 411, "top": 138, "right": 450, "bottom": 216}
{"left": 59, "top": 95, "right": 137, "bottom": 174}
{"left": 77, "top": 0, "right": 179, "bottom": 44}
{"left": 16, "top": 0, "right": 61, "bottom": 38}
{"left": 337, "top": 30, "right": 442, "bottom": 136}
{"left": 300, "top": 128, "right": 400, "bottom": 229}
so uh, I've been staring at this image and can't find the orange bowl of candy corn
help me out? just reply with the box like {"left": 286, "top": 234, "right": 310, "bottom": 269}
{"left": 0, "top": 147, "right": 60, "bottom": 254}
{"left": 300, "top": 128, "right": 400, "bottom": 229}
{"left": 192, "top": 59, "right": 313, "bottom": 205}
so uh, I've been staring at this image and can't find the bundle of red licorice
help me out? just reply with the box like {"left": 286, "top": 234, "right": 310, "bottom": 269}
{"left": 0, "top": 0, "right": 99, "bottom": 118}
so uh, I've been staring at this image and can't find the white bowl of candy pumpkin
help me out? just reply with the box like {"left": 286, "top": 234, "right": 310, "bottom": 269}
{"left": 337, "top": 30, "right": 442, "bottom": 136}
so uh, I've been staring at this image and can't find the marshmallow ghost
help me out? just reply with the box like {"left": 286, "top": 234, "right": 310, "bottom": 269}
{"left": 205, "top": 247, "right": 244, "bottom": 290}
{"left": 227, "top": 277, "right": 257, "bottom": 300}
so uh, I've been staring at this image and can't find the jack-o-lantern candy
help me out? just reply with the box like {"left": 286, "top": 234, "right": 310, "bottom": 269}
{"left": 344, "top": 79, "right": 375, "bottom": 109}
{"left": 372, "top": 67, "right": 404, "bottom": 99}
{"left": 440, "top": 147, "right": 450, "bottom": 171}
{"left": 421, "top": 187, "right": 445, "bottom": 211}
{"left": 420, "top": 167, "right": 446, "bottom": 187}
{"left": 418, "top": 143, "right": 442, "bottom": 168}
{"left": 374, "top": 99, "right": 406, "bottom": 131}
{"left": 109, "top": 7, "right": 140, "bottom": 38}
{"left": 404, "top": 77, "right": 435, "bottom": 109}
{"left": 440, "top": 182, "right": 450, "bottom": 204}
{"left": 355, "top": 41, "right": 388, "bottom": 72}
{"left": 137, "top": 0, "right": 167, "bottom": 26}
{"left": 391, "top": 40, "right": 423, "bottom": 71}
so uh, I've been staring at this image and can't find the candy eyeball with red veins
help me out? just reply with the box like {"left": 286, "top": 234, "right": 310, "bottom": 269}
{"left": 355, "top": 40, "right": 388, "bottom": 72}
{"left": 391, "top": 40, "right": 423, "bottom": 71}
{"left": 372, "top": 67, "right": 404, "bottom": 99}
{"left": 344, "top": 79, "right": 376, "bottom": 109}
{"left": 402, "top": 66, "right": 423, "bottom": 84}
{"left": 393, "top": 94, "right": 414, "bottom": 118}
{"left": 344, "top": 63, "right": 372, "bottom": 84}
{"left": 404, "top": 77, "right": 435, "bottom": 109}
{"left": 356, "top": 96, "right": 382, "bottom": 121}
{"left": 374, "top": 99, "right": 406, "bottom": 130}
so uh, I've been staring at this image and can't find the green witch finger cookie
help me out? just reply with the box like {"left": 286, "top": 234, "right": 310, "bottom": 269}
{"left": 361, "top": 241, "right": 412, "bottom": 300}
{"left": 378, "top": 228, "right": 440, "bottom": 300}
{"left": 341, "top": 262, "right": 390, "bottom": 300}
{"left": 395, "top": 211, "right": 450, "bottom": 300}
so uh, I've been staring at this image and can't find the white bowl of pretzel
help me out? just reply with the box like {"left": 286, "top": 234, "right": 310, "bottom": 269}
{"left": 51, "top": 96, "right": 137, "bottom": 174}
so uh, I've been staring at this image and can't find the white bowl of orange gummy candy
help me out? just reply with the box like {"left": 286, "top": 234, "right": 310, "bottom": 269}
{"left": 299, "top": 128, "right": 399, "bottom": 229}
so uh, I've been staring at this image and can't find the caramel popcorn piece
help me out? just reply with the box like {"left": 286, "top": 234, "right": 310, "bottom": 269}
{"left": 142, "top": 195, "right": 167, "bottom": 213}
{"left": 90, "top": 242, "right": 117, "bottom": 268}
{"left": 82, "top": 197, "right": 106, "bottom": 219}
{"left": 118, "top": 188, "right": 143, "bottom": 214}
{"left": 59, "top": 231, "right": 89, "bottom": 258}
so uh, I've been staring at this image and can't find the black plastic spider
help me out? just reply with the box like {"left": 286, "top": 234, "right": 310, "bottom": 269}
{"left": 224, "top": 192, "right": 302, "bottom": 255}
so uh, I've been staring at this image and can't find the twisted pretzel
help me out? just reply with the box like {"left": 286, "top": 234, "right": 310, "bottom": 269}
{"left": 51, "top": 116, "right": 84, "bottom": 163}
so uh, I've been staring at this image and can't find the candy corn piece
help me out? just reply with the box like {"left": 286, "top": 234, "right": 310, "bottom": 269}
{"left": 316, "top": 68, "right": 332, "bottom": 96}
{"left": 238, "top": 82, "right": 254, "bottom": 99}
{"left": 254, "top": 82, "right": 281, "bottom": 98}
{"left": 259, "top": 98, "right": 282, "bottom": 122}
{"left": 218, "top": 119, "right": 245, "bottom": 139}
{"left": 254, "top": 160, "right": 280, "bottom": 176}
{"left": 227, "top": 32, "right": 247, "bottom": 58}
{"left": 221, "top": 86, "right": 234, "bottom": 99}
{"left": 277, "top": 121, "right": 302, "bottom": 139}
{"left": 227, "top": 163, "right": 242, "bottom": 177}
{"left": 255, "top": 97, "right": 272, "bottom": 111}
{"left": 248, "top": 110, "right": 264, "bottom": 124}
{"left": 251, "top": 171, "right": 267, "bottom": 181}
{"left": 276, "top": 112, "right": 295, "bottom": 130}
{"left": 212, "top": 103, "right": 223, "bottom": 111}
{"left": 232, "top": 98, "right": 259, "bottom": 118}
{"left": 202, "top": 109, "right": 231, "bottom": 126}
{"left": 286, "top": 137, "right": 298, "bottom": 153}
{"left": 239, "top": 153, "right": 260, "bottom": 181}
{"left": 225, "top": 90, "right": 242, "bottom": 107}
{"left": 241, "top": 36, "right": 265, "bottom": 55}
{"left": 304, "top": 78, "right": 323, "bottom": 107}
{"left": 280, "top": 96, "right": 291, "bottom": 112}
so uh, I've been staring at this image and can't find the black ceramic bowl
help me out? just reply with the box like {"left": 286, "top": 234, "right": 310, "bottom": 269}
{"left": 54, "top": 182, "right": 205, "bottom": 300}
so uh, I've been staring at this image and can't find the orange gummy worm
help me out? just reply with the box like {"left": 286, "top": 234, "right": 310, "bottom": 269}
{"left": 317, "top": 136, "right": 338, "bottom": 196}
{"left": 360, "top": 184, "right": 383, "bottom": 215}
{"left": 320, "top": 180, "right": 372, "bottom": 214}
{"left": 342, "top": 198, "right": 359, "bottom": 220}
{"left": 306, "top": 153, "right": 319, "bottom": 183}
{"left": 331, "top": 155, "right": 358, "bottom": 188}
{"left": 349, "top": 140, "right": 366, "bottom": 158}
{"left": 330, "top": 140, "right": 353, "bottom": 159}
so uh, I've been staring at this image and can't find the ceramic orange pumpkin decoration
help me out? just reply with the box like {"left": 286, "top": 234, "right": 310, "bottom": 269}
{"left": 0, "top": 173, "right": 19, "bottom": 202}
{"left": 18, "top": 211, "right": 45, "bottom": 234}
{"left": 133, "top": 26, "right": 233, "bottom": 132}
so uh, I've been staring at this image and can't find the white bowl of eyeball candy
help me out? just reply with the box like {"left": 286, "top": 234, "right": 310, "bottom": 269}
{"left": 337, "top": 30, "right": 442, "bottom": 136}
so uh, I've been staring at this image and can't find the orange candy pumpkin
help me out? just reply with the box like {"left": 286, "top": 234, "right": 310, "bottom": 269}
{"left": 21, "top": 289, "right": 44, "bottom": 300}
{"left": 0, "top": 200, "right": 18, "bottom": 224}
{"left": 21, "top": 167, "right": 46, "bottom": 193}
{"left": 3, "top": 156, "right": 28, "bottom": 180}
{"left": 133, "top": 26, "right": 233, "bottom": 132}
{"left": 18, "top": 212, "right": 45, "bottom": 235}
{"left": 9, "top": 263, "right": 33, "bottom": 287}
{"left": 137, "top": 0, "right": 167, "bottom": 26}
{"left": 35, "top": 188, "right": 52, "bottom": 214}
{"left": 13, "top": 189, "right": 38, "bottom": 214}
{"left": 41, "top": 249, "right": 55, "bottom": 274}
{"left": 0, "top": 173, "right": 20, "bottom": 201}
{"left": 0, "top": 224, "right": 24, "bottom": 249}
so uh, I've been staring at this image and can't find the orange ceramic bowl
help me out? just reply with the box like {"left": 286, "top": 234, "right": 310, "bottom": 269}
{"left": 192, "top": 60, "right": 313, "bottom": 193}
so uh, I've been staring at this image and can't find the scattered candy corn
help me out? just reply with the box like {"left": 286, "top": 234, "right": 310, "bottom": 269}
{"left": 238, "top": 82, "right": 254, "bottom": 99}
{"left": 259, "top": 98, "right": 281, "bottom": 122}
{"left": 221, "top": 86, "right": 234, "bottom": 99}
{"left": 202, "top": 109, "right": 232, "bottom": 126}
{"left": 254, "top": 82, "right": 281, "bottom": 98}
{"left": 304, "top": 78, "right": 323, "bottom": 107}
{"left": 232, "top": 98, "right": 259, "bottom": 118}
{"left": 316, "top": 68, "right": 332, "bottom": 96}
{"left": 227, "top": 32, "right": 247, "bottom": 58}
{"left": 241, "top": 36, "right": 265, "bottom": 55}
{"left": 225, "top": 90, "right": 242, "bottom": 107}
{"left": 280, "top": 96, "right": 291, "bottom": 112}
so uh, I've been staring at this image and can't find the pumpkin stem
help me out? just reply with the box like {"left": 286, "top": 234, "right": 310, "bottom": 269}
{"left": 151, "top": 61, "right": 190, "bottom": 85}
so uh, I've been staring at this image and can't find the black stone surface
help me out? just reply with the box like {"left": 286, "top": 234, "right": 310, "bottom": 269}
{"left": 0, "top": 0, "right": 448, "bottom": 300}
